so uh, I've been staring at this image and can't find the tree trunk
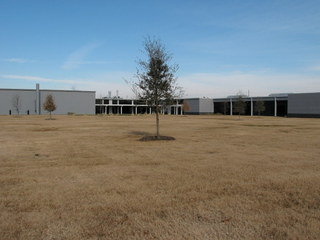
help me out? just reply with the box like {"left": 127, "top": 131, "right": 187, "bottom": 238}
{"left": 156, "top": 106, "right": 160, "bottom": 139}
{"left": 49, "top": 111, "right": 52, "bottom": 120}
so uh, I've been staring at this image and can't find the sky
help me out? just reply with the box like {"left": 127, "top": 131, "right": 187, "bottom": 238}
{"left": 1, "top": 0, "right": 320, "bottom": 98}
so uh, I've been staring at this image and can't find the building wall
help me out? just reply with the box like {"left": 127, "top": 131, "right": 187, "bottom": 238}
{"left": 183, "top": 99, "right": 199, "bottom": 114}
{"left": 288, "top": 93, "right": 320, "bottom": 117}
{"left": 183, "top": 98, "right": 213, "bottom": 114}
{"left": 199, "top": 98, "right": 214, "bottom": 114}
{"left": 0, "top": 89, "right": 37, "bottom": 115}
{"left": 0, "top": 88, "right": 95, "bottom": 115}
{"left": 40, "top": 90, "right": 95, "bottom": 115}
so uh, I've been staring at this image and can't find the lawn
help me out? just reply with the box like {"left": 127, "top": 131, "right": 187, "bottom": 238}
{"left": 0, "top": 115, "right": 319, "bottom": 239}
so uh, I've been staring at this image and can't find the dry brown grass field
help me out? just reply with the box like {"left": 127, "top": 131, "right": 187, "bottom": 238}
{"left": 0, "top": 114, "right": 319, "bottom": 240}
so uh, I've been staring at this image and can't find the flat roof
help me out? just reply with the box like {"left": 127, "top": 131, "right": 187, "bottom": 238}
{"left": 213, "top": 96, "right": 288, "bottom": 102}
{"left": 0, "top": 88, "right": 95, "bottom": 93}
{"left": 41, "top": 89, "right": 95, "bottom": 93}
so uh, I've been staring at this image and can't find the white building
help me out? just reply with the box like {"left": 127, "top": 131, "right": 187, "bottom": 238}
{"left": 0, "top": 84, "right": 95, "bottom": 115}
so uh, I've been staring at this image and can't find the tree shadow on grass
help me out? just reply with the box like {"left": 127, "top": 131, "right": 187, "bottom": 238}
{"left": 129, "top": 131, "right": 175, "bottom": 141}
{"left": 139, "top": 135, "right": 175, "bottom": 141}
{"left": 129, "top": 131, "right": 151, "bottom": 136}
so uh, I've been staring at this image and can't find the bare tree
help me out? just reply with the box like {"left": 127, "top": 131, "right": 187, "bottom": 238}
{"left": 124, "top": 78, "right": 139, "bottom": 98}
{"left": 234, "top": 95, "right": 246, "bottom": 120}
{"left": 43, "top": 94, "right": 56, "bottom": 119}
{"left": 134, "top": 37, "right": 182, "bottom": 139}
{"left": 12, "top": 94, "right": 22, "bottom": 115}
{"left": 254, "top": 99, "right": 265, "bottom": 116}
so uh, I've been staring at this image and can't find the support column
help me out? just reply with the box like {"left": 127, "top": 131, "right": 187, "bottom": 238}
{"left": 274, "top": 97, "right": 277, "bottom": 117}
{"left": 213, "top": 101, "right": 215, "bottom": 114}
{"left": 36, "top": 83, "right": 40, "bottom": 115}
{"left": 230, "top": 99, "right": 233, "bottom": 116}
{"left": 181, "top": 106, "right": 183, "bottom": 115}
{"left": 120, "top": 106, "right": 122, "bottom": 115}
{"left": 251, "top": 98, "right": 253, "bottom": 116}
{"left": 135, "top": 107, "right": 138, "bottom": 115}
{"left": 176, "top": 101, "right": 179, "bottom": 115}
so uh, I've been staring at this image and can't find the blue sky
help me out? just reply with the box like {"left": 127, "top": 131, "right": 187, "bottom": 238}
{"left": 1, "top": 0, "right": 320, "bottom": 98}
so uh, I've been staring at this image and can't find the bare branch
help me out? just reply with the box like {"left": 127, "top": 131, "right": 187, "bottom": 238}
{"left": 12, "top": 94, "right": 22, "bottom": 115}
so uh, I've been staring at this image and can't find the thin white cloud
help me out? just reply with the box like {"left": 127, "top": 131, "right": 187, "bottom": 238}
{"left": 2, "top": 72, "right": 319, "bottom": 99}
{"left": 87, "top": 81, "right": 136, "bottom": 98}
{"left": 180, "top": 72, "right": 320, "bottom": 98}
{"left": 0, "top": 74, "right": 85, "bottom": 85}
{"left": 62, "top": 42, "right": 112, "bottom": 70}
{"left": 3, "top": 58, "right": 35, "bottom": 63}
{"left": 309, "top": 65, "right": 320, "bottom": 71}
{"left": 67, "top": 60, "right": 117, "bottom": 65}
{"left": 0, "top": 73, "right": 136, "bottom": 98}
